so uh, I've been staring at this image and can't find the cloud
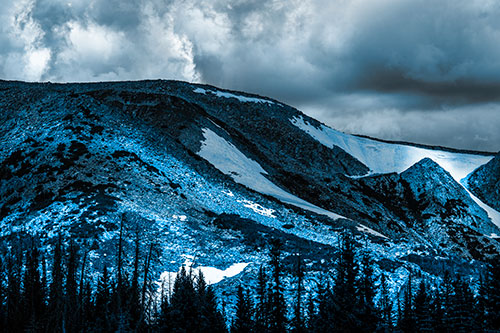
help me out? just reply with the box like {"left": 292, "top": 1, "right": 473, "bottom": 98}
{"left": 0, "top": 0, "right": 499, "bottom": 151}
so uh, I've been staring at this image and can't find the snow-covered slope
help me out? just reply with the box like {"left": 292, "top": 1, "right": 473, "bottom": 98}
{"left": 467, "top": 152, "right": 500, "bottom": 212}
{"left": 291, "top": 116, "right": 492, "bottom": 182}
{"left": 197, "top": 128, "right": 346, "bottom": 220}
{"left": 1, "top": 79, "right": 499, "bottom": 315}
{"left": 291, "top": 115, "right": 500, "bottom": 235}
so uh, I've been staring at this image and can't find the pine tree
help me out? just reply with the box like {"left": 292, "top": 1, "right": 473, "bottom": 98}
{"left": 49, "top": 237, "right": 64, "bottom": 330}
{"left": 167, "top": 266, "right": 199, "bottom": 332}
{"left": 0, "top": 255, "right": 4, "bottom": 332}
{"left": 65, "top": 239, "right": 79, "bottom": 332}
{"left": 95, "top": 266, "right": 111, "bottom": 331}
{"left": 22, "top": 242, "right": 45, "bottom": 330}
{"left": 399, "top": 271, "right": 415, "bottom": 333}
{"left": 440, "top": 270, "right": 453, "bottom": 330}
{"left": 268, "top": 239, "right": 287, "bottom": 333}
{"left": 232, "top": 285, "right": 254, "bottom": 333}
{"left": 332, "top": 232, "right": 358, "bottom": 331}
{"left": 314, "top": 282, "right": 336, "bottom": 332}
{"left": 358, "top": 253, "right": 378, "bottom": 331}
{"left": 448, "top": 278, "right": 474, "bottom": 333}
{"left": 430, "top": 285, "right": 445, "bottom": 333}
{"left": 129, "top": 228, "right": 142, "bottom": 329}
{"left": 291, "top": 253, "right": 305, "bottom": 333}
{"left": 255, "top": 265, "right": 269, "bottom": 332}
{"left": 305, "top": 293, "right": 316, "bottom": 332}
{"left": 414, "top": 279, "right": 432, "bottom": 332}
{"left": 6, "top": 245, "right": 23, "bottom": 332}
{"left": 475, "top": 274, "right": 487, "bottom": 331}
{"left": 379, "top": 272, "right": 393, "bottom": 331}
{"left": 484, "top": 258, "right": 500, "bottom": 330}
{"left": 203, "top": 286, "right": 227, "bottom": 333}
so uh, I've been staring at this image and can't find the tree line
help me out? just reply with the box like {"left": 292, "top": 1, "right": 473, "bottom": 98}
{"left": 0, "top": 232, "right": 499, "bottom": 332}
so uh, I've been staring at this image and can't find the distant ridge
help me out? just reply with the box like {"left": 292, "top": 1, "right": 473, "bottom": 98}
{"left": 353, "top": 133, "right": 496, "bottom": 156}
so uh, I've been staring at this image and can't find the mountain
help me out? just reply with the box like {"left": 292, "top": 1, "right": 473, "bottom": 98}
{"left": 1, "top": 79, "right": 499, "bottom": 310}
{"left": 467, "top": 152, "right": 500, "bottom": 211}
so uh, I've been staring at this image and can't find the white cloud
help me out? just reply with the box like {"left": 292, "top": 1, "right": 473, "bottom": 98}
{"left": 1, "top": 0, "right": 500, "bottom": 150}
{"left": 1, "top": 0, "right": 51, "bottom": 81}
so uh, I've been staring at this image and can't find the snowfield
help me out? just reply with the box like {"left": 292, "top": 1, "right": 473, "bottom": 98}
{"left": 197, "top": 128, "right": 346, "bottom": 221}
{"left": 291, "top": 116, "right": 500, "bottom": 230}
{"left": 291, "top": 116, "right": 493, "bottom": 182}
{"left": 160, "top": 255, "right": 250, "bottom": 286}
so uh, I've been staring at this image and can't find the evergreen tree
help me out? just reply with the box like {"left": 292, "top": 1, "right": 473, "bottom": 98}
{"left": 332, "top": 232, "right": 358, "bottom": 331}
{"left": 202, "top": 285, "right": 227, "bottom": 333}
{"left": 304, "top": 293, "right": 316, "bottom": 332}
{"left": 430, "top": 283, "right": 445, "bottom": 333}
{"left": 255, "top": 265, "right": 269, "bottom": 332}
{"left": 358, "top": 253, "right": 378, "bottom": 331}
{"left": 448, "top": 278, "right": 474, "bottom": 333}
{"left": 314, "top": 282, "right": 336, "bottom": 332}
{"left": 95, "top": 266, "right": 111, "bottom": 331}
{"left": 268, "top": 239, "right": 287, "bottom": 333}
{"left": 167, "top": 265, "right": 199, "bottom": 332}
{"left": 232, "top": 285, "right": 254, "bottom": 333}
{"left": 398, "top": 272, "right": 415, "bottom": 333}
{"left": 484, "top": 258, "right": 500, "bottom": 330}
{"left": 6, "top": 241, "right": 23, "bottom": 332}
{"left": 65, "top": 240, "right": 79, "bottom": 332}
{"left": 440, "top": 271, "right": 453, "bottom": 329}
{"left": 22, "top": 242, "right": 45, "bottom": 330}
{"left": 129, "top": 228, "right": 142, "bottom": 329}
{"left": 379, "top": 272, "right": 393, "bottom": 331}
{"left": 414, "top": 279, "right": 432, "bottom": 332}
{"left": 0, "top": 256, "right": 4, "bottom": 332}
{"left": 475, "top": 275, "right": 487, "bottom": 331}
{"left": 49, "top": 237, "right": 64, "bottom": 330}
{"left": 291, "top": 254, "right": 305, "bottom": 333}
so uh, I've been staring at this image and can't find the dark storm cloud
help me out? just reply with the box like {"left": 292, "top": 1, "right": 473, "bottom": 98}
{"left": 0, "top": 0, "right": 499, "bottom": 151}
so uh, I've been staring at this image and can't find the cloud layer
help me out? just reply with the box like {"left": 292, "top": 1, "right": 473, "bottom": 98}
{"left": 1, "top": 0, "right": 499, "bottom": 151}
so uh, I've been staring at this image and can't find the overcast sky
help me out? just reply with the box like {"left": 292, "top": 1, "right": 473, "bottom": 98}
{"left": 1, "top": 0, "right": 500, "bottom": 152}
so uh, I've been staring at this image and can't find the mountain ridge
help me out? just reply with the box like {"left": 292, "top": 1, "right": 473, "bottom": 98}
{"left": 1, "top": 79, "right": 499, "bottom": 313}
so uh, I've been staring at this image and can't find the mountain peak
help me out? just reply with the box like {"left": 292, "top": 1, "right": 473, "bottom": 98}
{"left": 402, "top": 157, "right": 452, "bottom": 181}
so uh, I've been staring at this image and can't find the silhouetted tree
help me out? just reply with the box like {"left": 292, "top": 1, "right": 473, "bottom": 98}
{"left": 268, "top": 239, "right": 287, "bottom": 333}
{"left": 484, "top": 258, "right": 500, "bottom": 330}
{"left": 291, "top": 253, "right": 305, "bottom": 333}
{"left": 379, "top": 272, "right": 393, "bottom": 331}
{"left": 414, "top": 279, "right": 432, "bottom": 332}
{"left": 255, "top": 265, "right": 269, "bottom": 331}
{"left": 232, "top": 285, "right": 254, "bottom": 333}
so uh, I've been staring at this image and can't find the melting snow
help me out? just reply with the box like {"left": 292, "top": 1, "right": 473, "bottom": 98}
{"left": 193, "top": 87, "right": 274, "bottom": 104}
{"left": 197, "top": 128, "right": 346, "bottom": 220}
{"left": 291, "top": 116, "right": 493, "bottom": 182}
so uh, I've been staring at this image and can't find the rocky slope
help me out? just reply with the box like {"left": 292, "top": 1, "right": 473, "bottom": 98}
{"left": 1, "top": 79, "right": 499, "bottom": 307}
{"left": 467, "top": 152, "right": 500, "bottom": 211}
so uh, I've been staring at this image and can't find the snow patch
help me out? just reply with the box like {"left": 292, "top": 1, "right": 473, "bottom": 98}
{"left": 291, "top": 116, "right": 493, "bottom": 182}
{"left": 159, "top": 255, "right": 250, "bottom": 286}
{"left": 462, "top": 185, "right": 500, "bottom": 230}
{"left": 197, "top": 128, "right": 346, "bottom": 220}
{"left": 356, "top": 224, "right": 388, "bottom": 239}
{"left": 194, "top": 87, "right": 274, "bottom": 104}
{"left": 172, "top": 214, "right": 187, "bottom": 222}
{"left": 237, "top": 199, "right": 276, "bottom": 218}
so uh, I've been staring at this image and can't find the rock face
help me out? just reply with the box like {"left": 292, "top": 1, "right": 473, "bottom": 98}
{"left": 468, "top": 152, "right": 500, "bottom": 211}
{"left": 0, "top": 79, "right": 499, "bottom": 300}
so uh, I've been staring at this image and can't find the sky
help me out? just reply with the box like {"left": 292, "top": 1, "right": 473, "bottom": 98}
{"left": 1, "top": 0, "right": 500, "bottom": 152}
